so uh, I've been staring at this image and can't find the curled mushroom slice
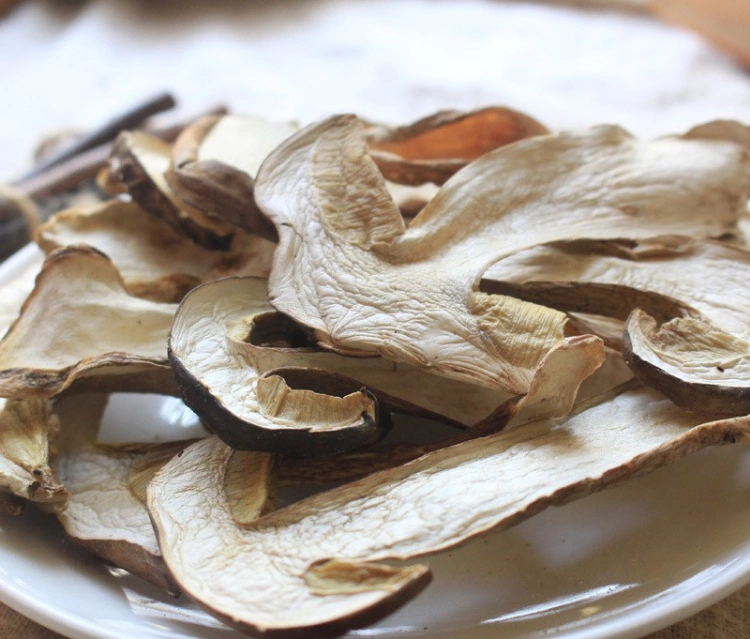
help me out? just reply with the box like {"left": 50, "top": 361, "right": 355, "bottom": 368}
{"left": 0, "top": 246, "right": 177, "bottom": 398}
{"left": 168, "top": 114, "right": 299, "bottom": 238}
{"left": 36, "top": 199, "right": 276, "bottom": 302}
{"left": 148, "top": 388, "right": 750, "bottom": 637}
{"left": 255, "top": 117, "right": 749, "bottom": 400}
{"left": 54, "top": 394, "right": 185, "bottom": 592}
{"left": 169, "top": 277, "right": 603, "bottom": 455}
{"left": 366, "top": 107, "right": 548, "bottom": 185}
{"left": 0, "top": 247, "right": 43, "bottom": 338}
{"left": 109, "top": 130, "right": 235, "bottom": 249}
{"left": 0, "top": 397, "right": 67, "bottom": 511}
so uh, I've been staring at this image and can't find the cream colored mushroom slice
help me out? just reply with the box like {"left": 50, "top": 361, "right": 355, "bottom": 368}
{"left": 482, "top": 237, "right": 750, "bottom": 415}
{"left": 109, "top": 130, "right": 235, "bottom": 249}
{"left": 0, "top": 247, "right": 43, "bottom": 338}
{"left": 168, "top": 114, "right": 299, "bottom": 239}
{"left": 0, "top": 246, "right": 177, "bottom": 398}
{"left": 169, "top": 276, "right": 603, "bottom": 455}
{"left": 0, "top": 397, "right": 67, "bottom": 512}
{"left": 255, "top": 117, "right": 749, "bottom": 400}
{"left": 367, "top": 106, "right": 549, "bottom": 186}
{"left": 148, "top": 387, "right": 749, "bottom": 637}
{"left": 36, "top": 199, "right": 276, "bottom": 302}
{"left": 53, "top": 393, "right": 186, "bottom": 592}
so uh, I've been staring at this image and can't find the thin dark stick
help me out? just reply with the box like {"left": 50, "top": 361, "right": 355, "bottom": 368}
{"left": 18, "top": 92, "right": 177, "bottom": 183}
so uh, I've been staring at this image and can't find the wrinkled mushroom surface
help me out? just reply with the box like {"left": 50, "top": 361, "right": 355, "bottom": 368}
{"left": 0, "top": 246, "right": 177, "bottom": 398}
{"left": 109, "top": 130, "right": 235, "bottom": 249}
{"left": 36, "top": 199, "right": 276, "bottom": 302}
{"left": 148, "top": 388, "right": 749, "bottom": 638}
{"left": 169, "top": 277, "right": 603, "bottom": 455}
{"left": 255, "top": 117, "right": 749, "bottom": 399}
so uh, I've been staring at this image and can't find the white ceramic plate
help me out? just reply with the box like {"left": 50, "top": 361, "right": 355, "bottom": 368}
{"left": 2, "top": 244, "right": 750, "bottom": 639}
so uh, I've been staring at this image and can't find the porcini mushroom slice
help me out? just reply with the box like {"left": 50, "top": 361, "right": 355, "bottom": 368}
{"left": 0, "top": 247, "right": 43, "bottom": 338}
{"left": 255, "top": 117, "right": 749, "bottom": 398}
{"left": 169, "top": 277, "right": 602, "bottom": 455}
{"left": 366, "top": 106, "right": 548, "bottom": 186}
{"left": 148, "top": 388, "right": 749, "bottom": 637}
{"left": 0, "top": 246, "right": 177, "bottom": 398}
{"left": 109, "top": 130, "right": 235, "bottom": 249}
{"left": 624, "top": 310, "right": 750, "bottom": 416}
{"left": 36, "top": 199, "right": 276, "bottom": 302}
{"left": 53, "top": 394, "right": 184, "bottom": 593}
{"left": 168, "top": 115, "right": 299, "bottom": 239}
{"left": 0, "top": 397, "right": 67, "bottom": 511}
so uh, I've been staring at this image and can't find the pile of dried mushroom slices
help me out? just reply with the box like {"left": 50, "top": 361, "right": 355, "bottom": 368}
{"left": 0, "top": 107, "right": 749, "bottom": 638}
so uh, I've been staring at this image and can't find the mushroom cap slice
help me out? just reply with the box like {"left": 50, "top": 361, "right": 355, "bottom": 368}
{"left": 168, "top": 114, "right": 299, "bottom": 239}
{"left": 109, "top": 130, "right": 235, "bottom": 249}
{"left": 366, "top": 106, "right": 549, "bottom": 185}
{"left": 36, "top": 199, "right": 276, "bottom": 302}
{"left": 148, "top": 388, "right": 750, "bottom": 637}
{"left": 0, "top": 246, "right": 177, "bottom": 398}
{"left": 0, "top": 397, "right": 67, "bottom": 511}
{"left": 255, "top": 117, "right": 748, "bottom": 398}
{"left": 169, "top": 277, "right": 603, "bottom": 455}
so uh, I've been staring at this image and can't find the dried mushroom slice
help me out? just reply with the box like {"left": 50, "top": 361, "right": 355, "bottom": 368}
{"left": 0, "top": 397, "right": 67, "bottom": 511}
{"left": 0, "top": 246, "right": 177, "bottom": 398}
{"left": 54, "top": 394, "right": 184, "bottom": 593}
{"left": 168, "top": 114, "right": 298, "bottom": 238}
{"left": 0, "top": 247, "right": 43, "bottom": 338}
{"left": 148, "top": 388, "right": 750, "bottom": 638}
{"left": 109, "top": 130, "right": 235, "bottom": 249}
{"left": 255, "top": 117, "right": 749, "bottom": 399}
{"left": 36, "top": 199, "right": 276, "bottom": 302}
{"left": 367, "top": 107, "right": 548, "bottom": 185}
{"left": 169, "top": 277, "right": 603, "bottom": 455}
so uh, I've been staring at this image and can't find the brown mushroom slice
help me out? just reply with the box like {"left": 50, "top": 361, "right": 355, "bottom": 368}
{"left": 36, "top": 199, "right": 276, "bottom": 302}
{"left": 169, "top": 277, "right": 603, "bottom": 455}
{"left": 366, "top": 107, "right": 549, "bottom": 186}
{"left": 0, "top": 246, "right": 177, "bottom": 398}
{"left": 481, "top": 237, "right": 750, "bottom": 339}
{"left": 168, "top": 114, "right": 299, "bottom": 239}
{"left": 0, "top": 397, "right": 68, "bottom": 512}
{"left": 53, "top": 393, "right": 184, "bottom": 593}
{"left": 109, "top": 130, "right": 235, "bottom": 249}
{"left": 255, "top": 117, "right": 749, "bottom": 400}
{"left": 148, "top": 387, "right": 749, "bottom": 637}
{"left": 624, "top": 310, "right": 750, "bottom": 415}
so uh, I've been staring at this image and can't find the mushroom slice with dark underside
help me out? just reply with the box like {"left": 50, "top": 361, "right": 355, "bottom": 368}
{"left": 254, "top": 117, "right": 749, "bottom": 404}
{"left": 35, "top": 199, "right": 276, "bottom": 303}
{"left": 168, "top": 114, "right": 299, "bottom": 238}
{"left": 109, "top": 130, "right": 235, "bottom": 249}
{"left": 365, "top": 106, "right": 549, "bottom": 186}
{"left": 0, "top": 246, "right": 177, "bottom": 398}
{"left": 147, "top": 387, "right": 750, "bottom": 638}
{"left": 169, "top": 277, "right": 604, "bottom": 456}
{"left": 481, "top": 237, "right": 750, "bottom": 415}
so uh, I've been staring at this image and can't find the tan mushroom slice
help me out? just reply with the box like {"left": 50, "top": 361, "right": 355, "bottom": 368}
{"left": 366, "top": 106, "right": 548, "bottom": 186}
{"left": 148, "top": 387, "right": 750, "bottom": 638}
{"left": 0, "top": 397, "right": 68, "bottom": 512}
{"left": 0, "top": 246, "right": 177, "bottom": 398}
{"left": 109, "top": 130, "right": 235, "bottom": 249}
{"left": 169, "top": 276, "right": 602, "bottom": 456}
{"left": 255, "top": 117, "right": 749, "bottom": 400}
{"left": 36, "top": 199, "right": 276, "bottom": 302}
{"left": 481, "top": 237, "right": 750, "bottom": 415}
{"left": 0, "top": 247, "right": 43, "bottom": 338}
{"left": 168, "top": 114, "right": 299, "bottom": 239}
{"left": 53, "top": 393, "right": 184, "bottom": 593}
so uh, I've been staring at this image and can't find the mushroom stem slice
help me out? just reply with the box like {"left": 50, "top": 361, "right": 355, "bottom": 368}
{"left": 109, "top": 130, "right": 235, "bottom": 249}
{"left": 0, "top": 246, "right": 177, "bottom": 398}
{"left": 148, "top": 389, "right": 750, "bottom": 637}
{"left": 624, "top": 310, "right": 750, "bottom": 416}
{"left": 0, "top": 397, "right": 68, "bottom": 511}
